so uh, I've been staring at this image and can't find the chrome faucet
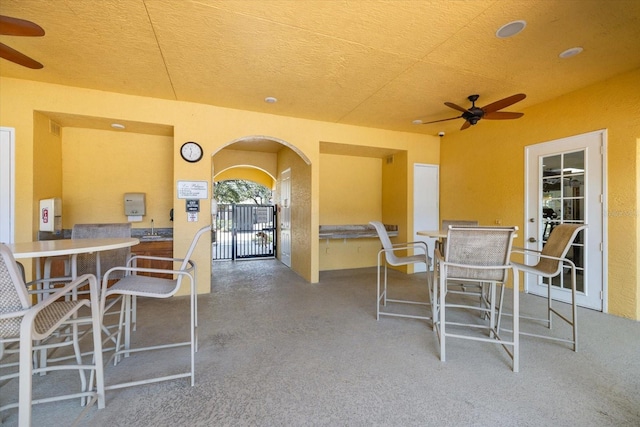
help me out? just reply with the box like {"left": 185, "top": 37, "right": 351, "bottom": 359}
{"left": 151, "top": 219, "right": 155, "bottom": 235}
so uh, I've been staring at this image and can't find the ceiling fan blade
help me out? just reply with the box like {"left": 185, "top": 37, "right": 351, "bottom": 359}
{"left": 481, "top": 93, "right": 526, "bottom": 113}
{"left": 460, "top": 120, "right": 472, "bottom": 130}
{"left": 0, "top": 15, "right": 45, "bottom": 37}
{"left": 0, "top": 42, "right": 43, "bottom": 69}
{"left": 420, "top": 115, "right": 462, "bottom": 125}
{"left": 483, "top": 111, "right": 524, "bottom": 120}
{"left": 444, "top": 102, "right": 470, "bottom": 114}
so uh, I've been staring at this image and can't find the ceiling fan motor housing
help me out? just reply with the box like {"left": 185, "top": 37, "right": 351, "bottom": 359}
{"left": 462, "top": 110, "right": 483, "bottom": 125}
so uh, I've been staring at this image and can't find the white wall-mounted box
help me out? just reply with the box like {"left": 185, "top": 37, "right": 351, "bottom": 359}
{"left": 39, "top": 198, "right": 62, "bottom": 233}
{"left": 124, "top": 193, "right": 146, "bottom": 216}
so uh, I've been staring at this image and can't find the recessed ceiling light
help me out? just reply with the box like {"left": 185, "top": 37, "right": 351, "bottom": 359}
{"left": 496, "top": 20, "right": 526, "bottom": 38}
{"left": 264, "top": 97, "right": 278, "bottom": 104}
{"left": 111, "top": 123, "right": 125, "bottom": 129}
{"left": 559, "top": 47, "right": 583, "bottom": 59}
{"left": 412, "top": 119, "right": 423, "bottom": 125}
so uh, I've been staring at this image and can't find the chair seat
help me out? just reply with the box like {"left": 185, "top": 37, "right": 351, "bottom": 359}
{"left": 507, "top": 223, "right": 586, "bottom": 351}
{"left": 434, "top": 226, "right": 519, "bottom": 371}
{"left": 393, "top": 254, "right": 429, "bottom": 266}
{"left": 510, "top": 261, "right": 549, "bottom": 276}
{"left": 1, "top": 242, "right": 105, "bottom": 426}
{"left": 34, "top": 301, "right": 86, "bottom": 336}
{"left": 99, "top": 224, "right": 211, "bottom": 391}
{"left": 107, "top": 275, "right": 178, "bottom": 297}
{"left": 369, "top": 221, "right": 433, "bottom": 322}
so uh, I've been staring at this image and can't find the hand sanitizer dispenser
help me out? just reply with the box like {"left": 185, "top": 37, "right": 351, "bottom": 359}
{"left": 40, "top": 198, "right": 62, "bottom": 233}
{"left": 124, "top": 193, "right": 146, "bottom": 216}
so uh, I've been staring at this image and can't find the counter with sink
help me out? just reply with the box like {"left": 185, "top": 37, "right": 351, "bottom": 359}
{"left": 131, "top": 229, "right": 174, "bottom": 278}
{"left": 132, "top": 227, "right": 173, "bottom": 242}
{"left": 40, "top": 227, "right": 174, "bottom": 241}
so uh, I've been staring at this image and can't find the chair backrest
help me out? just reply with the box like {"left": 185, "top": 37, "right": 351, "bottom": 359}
{"left": 72, "top": 223, "right": 132, "bottom": 279}
{"left": 0, "top": 244, "right": 31, "bottom": 339}
{"left": 369, "top": 221, "right": 404, "bottom": 265}
{"left": 536, "top": 224, "right": 586, "bottom": 275}
{"left": 177, "top": 225, "right": 213, "bottom": 274}
{"left": 444, "top": 226, "right": 517, "bottom": 282}
{"left": 441, "top": 219, "right": 478, "bottom": 229}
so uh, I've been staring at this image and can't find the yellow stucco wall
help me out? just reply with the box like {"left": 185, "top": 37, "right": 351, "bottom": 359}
{"left": 3, "top": 70, "right": 636, "bottom": 319}
{"left": 214, "top": 167, "right": 275, "bottom": 190}
{"left": 213, "top": 149, "right": 278, "bottom": 181}
{"left": 319, "top": 153, "right": 382, "bottom": 270}
{"left": 61, "top": 128, "right": 174, "bottom": 229}
{"left": 1, "top": 76, "right": 436, "bottom": 293}
{"left": 277, "top": 148, "right": 313, "bottom": 281}
{"left": 33, "top": 112, "right": 63, "bottom": 234}
{"left": 440, "top": 68, "right": 640, "bottom": 319}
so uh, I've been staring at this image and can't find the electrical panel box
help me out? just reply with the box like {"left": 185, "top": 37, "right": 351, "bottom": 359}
{"left": 124, "top": 193, "right": 146, "bottom": 216}
{"left": 39, "top": 198, "right": 62, "bottom": 233}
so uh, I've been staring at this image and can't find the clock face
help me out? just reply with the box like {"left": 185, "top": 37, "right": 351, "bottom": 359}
{"left": 180, "top": 142, "right": 203, "bottom": 163}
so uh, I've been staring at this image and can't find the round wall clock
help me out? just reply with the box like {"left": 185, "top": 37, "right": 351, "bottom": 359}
{"left": 180, "top": 141, "right": 203, "bottom": 163}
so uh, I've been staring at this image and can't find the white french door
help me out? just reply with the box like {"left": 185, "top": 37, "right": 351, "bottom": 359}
{"left": 1, "top": 127, "right": 15, "bottom": 244}
{"left": 413, "top": 164, "right": 439, "bottom": 271}
{"left": 279, "top": 168, "right": 291, "bottom": 267}
{"left": 524, "top": 130, "right": 606, "bottom": 311}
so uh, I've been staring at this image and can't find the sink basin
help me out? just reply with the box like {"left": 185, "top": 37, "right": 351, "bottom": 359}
{"left": 140, "top": 235, "right": 164, "bottom": 240}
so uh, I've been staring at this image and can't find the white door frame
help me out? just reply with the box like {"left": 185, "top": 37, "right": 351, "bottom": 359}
{"left": 413, "top": 163, "right": 439, "bottom": 271}
{"left": 524, "top": 129, "right": 607, "bottom": 311}
{"left": 279, "top": 168, "right": 292, "bottom": 267}
{"left": 0, "top": 127, "right": 16, "bottom": 244}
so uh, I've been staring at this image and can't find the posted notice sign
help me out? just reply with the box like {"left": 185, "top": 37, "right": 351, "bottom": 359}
{"left": 186, "top": 199, "right": 200, "bottom": 212}
{"left": 177, "top": 181, "right": 208, "bottom": 199}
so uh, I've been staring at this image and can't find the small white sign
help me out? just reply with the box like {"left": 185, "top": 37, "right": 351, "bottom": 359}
{"left": 187, "top": 212, "right": 199, "bottom": 222}
{"left": 177, "top": 181, "right": 209, "bottom": 199}
{"left": 255, "top": 207, "right": 270, "bottom": 223}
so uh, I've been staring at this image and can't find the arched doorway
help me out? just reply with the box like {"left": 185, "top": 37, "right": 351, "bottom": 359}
{"left": 212, "top": 169, "right": 276, "bottom": 260}
{"left": 211, "top": 136, "right": 311, "bottom": 278}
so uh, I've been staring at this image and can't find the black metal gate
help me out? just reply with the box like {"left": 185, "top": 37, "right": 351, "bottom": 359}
{"left": 212, "top": 204, "right": 276, "bottom": 260}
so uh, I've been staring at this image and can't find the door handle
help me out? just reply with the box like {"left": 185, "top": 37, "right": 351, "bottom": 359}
{"left": 528, "top": 237, "right": 537, "bottom": 243}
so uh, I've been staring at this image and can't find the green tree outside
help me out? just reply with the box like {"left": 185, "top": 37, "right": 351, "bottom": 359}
{"left": 213, "top": 180, "right": 272, "bottom": 204}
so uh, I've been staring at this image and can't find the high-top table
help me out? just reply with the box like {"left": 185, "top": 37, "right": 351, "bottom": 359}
{"left": 417, "top": 230, "right": 448, "bottom": 238}
{"left": 7, "top": 237, "right": 139, "bottom": 411}
{"left": 9, "top": 237, "right": 140, "bottom": 284}
{"left": 8, "top": 237, "right": 139, "bottom": 260}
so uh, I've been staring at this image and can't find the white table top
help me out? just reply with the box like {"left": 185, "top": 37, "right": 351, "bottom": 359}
{"left": 417, "top": 230, "right": 447, "bottom": 238}
{"left": 417, "top": 229, "right": 518, "bottom": 239}
{"left": 8, "top": 237, "right": 140, "bottom": 259}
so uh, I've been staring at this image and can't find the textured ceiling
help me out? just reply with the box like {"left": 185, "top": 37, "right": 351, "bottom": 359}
{"left": 1, "top": 0, "right": 639, "bottom": 135}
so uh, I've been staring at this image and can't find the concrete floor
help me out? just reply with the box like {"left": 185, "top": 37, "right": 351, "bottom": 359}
{"left": 2, "top": 259, "right": 639, "bottom": 426}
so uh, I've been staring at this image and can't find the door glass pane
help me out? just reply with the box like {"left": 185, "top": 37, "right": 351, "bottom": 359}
{"left": 540, "top": 150, "right": 587, "bottom": 292}
{"left": 564, "top": 151, "right": 584, "bottom": 171}
{"left": 564, "top": 174, "right": 584, "bottom": 197}
{"left": 563, "top": 199, "right": 584, "bottom": 221}
{"left": 543, "top": 178, "right": 561, "bottom": 198}
{"left": 542, "top": 155, "right": 561, "bottom": 177}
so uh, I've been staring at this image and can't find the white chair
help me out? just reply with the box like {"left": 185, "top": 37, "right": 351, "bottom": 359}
{"left": 0, "top": 243, "right": 105, "bottom": 426}
{"left": 433, "top": 226, "right": 519, "bottom": 371}
{"left": 438, "top": 220, "right": 485, "bottom": 301}
{"left": 98, "top": 224, "right": 210, "bottom": 391}
{"left": 369, "top": 221, "right": 433, "bottom": 322}
{"left": 69, "top": 223, "right": 137, "bottom": 332}
{"left": 510, "top": 223, "right": 586, "bottom": 351}
{"left": 36, "top": 224, "right": 134, "bottom": 370}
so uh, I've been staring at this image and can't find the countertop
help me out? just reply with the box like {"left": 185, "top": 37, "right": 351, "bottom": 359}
{"left": 319, "top": 224, "right": 397, "bottom": 239}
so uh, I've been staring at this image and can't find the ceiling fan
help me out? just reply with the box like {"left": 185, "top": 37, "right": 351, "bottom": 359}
{"left": 0, "top": 15, "right": 45, "bottom": 69}
{"left": 422, "top": 93, "right": 526, "bottom": 130}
